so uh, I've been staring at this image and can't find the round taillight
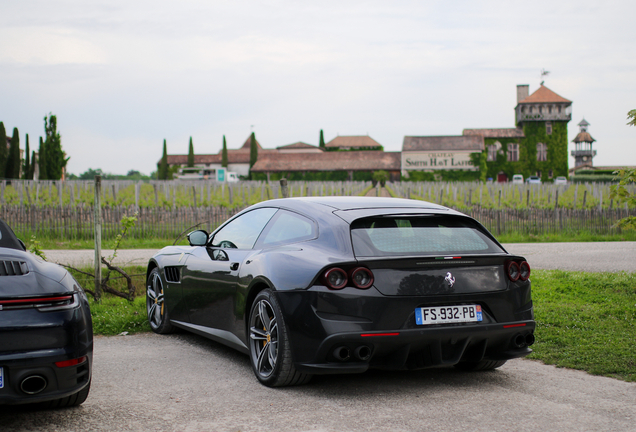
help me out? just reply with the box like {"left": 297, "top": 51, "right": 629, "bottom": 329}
{"left": 519, "top": 261, "right": 531, "bottom": 281}
{"left": 324, "top": 268, "right": 347, "bottom": 290}
{"left": 507, "top": 261, "right": 520, "bottom": 282}
{"left": 349, "top": 267, "right": 374, "bottom": 289}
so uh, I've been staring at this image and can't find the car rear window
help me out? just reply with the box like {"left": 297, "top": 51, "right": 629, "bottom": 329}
{"left": 350, "top": 215, "right": 504, "bottom": 257}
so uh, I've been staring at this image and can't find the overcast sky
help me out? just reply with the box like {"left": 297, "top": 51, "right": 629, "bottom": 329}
{"left": 1, "top": 1, "right": 634, "bottom": 176}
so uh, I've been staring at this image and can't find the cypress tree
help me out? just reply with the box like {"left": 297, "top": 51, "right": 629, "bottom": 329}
{"left": 29, "top": 150, "right": 36, "bottom": 180}
{"left": 0, "top": 122, "right": 7, "bottom": 177}
{"left": 187, "top": 136, "right": 194, "bottom": 167}
{"left": 221, "top": 135, "right": 228, "bottom": 168}
{"left": 5, "top": 127, "right": 20, "bottom": 179}
{"left": 38, "top": 136, "right": 47, "bottom": 180}
{"left": 158, "top": 139, "right": 168, "bottom": 180}
{"left": 319, "top": 129, "right": 325, "bottom": 149}
{"left": 23, "top": 134, "right": 30, "bottom": 179}
{"left": 43, "top": 114, "right": 68, "bottom": 180}
{"left": 249, "top": 132, "right": 258, "bottom": 168}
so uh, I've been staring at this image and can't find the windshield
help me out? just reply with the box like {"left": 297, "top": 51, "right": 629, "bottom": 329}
{"left": 350, "top": 215, "right": 504, "bottom": 257}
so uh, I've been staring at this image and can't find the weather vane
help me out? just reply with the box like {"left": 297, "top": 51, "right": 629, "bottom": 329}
{"left": 540, "top": 69, "right": 550, "bottom": 85}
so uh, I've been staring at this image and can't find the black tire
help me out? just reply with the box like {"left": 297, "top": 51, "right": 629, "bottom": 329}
{"left": 248, "top": 289, "right": 312, "bottom": 387}
{"left": 40, "top": 380, "right": 91, "bottom": 409}
{"left": 454, "top": 360, "right": 507, "bottom": 371}
{"left": 147, "top": 267, "right": 174, "bottom": 334}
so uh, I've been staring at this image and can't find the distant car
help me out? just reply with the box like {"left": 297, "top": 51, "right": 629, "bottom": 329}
{"left": 0, "top": 219, "right": 92, "bottom": 407}
{"left": 512, "top": 174, "right": 524, "bottom": 184}
{"left": 526, "top": 176, "right": 542, "bottom": 184}
{"left": 146, "top": 197, "right": 535, "bottom": 387}
{"left": 554, "top": 176, "right": 568, "bottom": 185}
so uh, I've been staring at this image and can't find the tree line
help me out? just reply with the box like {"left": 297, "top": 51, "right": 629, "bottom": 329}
{"left": 0, "top": 114, "right": 68, "bottom": 180}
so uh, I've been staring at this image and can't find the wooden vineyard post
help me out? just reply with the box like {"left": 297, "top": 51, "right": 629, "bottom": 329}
{"left": 94, "top": 176, "right": 103, "bottom": 302}
{"left": 280, "top": 178, "right": 289, "bottom": 198}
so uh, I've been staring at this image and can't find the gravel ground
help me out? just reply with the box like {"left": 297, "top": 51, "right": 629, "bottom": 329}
{"left": 1, "top": 333, "right": 634, "bottom": 432}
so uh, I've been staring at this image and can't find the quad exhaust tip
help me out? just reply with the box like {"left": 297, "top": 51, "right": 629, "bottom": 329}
{"left": 20, "top": 375, "right": 48, "bottom": 395}
{"left": 333, "top": 346, "right": 351, "bottom": 361}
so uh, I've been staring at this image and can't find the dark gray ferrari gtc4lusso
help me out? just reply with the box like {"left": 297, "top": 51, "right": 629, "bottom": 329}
{"left": 146, "top": 197, "right": 534, "bottom": 387}
{"left": 0, "top": 219, "right": 92, "bottom": 407}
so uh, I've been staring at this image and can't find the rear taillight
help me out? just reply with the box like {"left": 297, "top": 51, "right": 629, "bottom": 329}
{"left": 506, "top": 261, "right": 520, "bottom": 282}
{"left": 322, "top": 267, "right": 375, "bottom": 290}
{"left": 0, "top": 294, "right": 78, "bottom": 311}
{"left": 55, "top": 356, "right": 87, "bottom": 368}
{"left": 349, "top": 267, "right": 374, "bottom": 289}
{"left": 323, "top": 268, "right": 348, "bottom": 290}
{"left": 519, "top": 261, "right": 531, "bottom": 281}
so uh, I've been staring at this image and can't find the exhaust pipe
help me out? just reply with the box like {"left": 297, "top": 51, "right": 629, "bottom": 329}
{"left": 20, "top": 375, "right": 48, "bottom": 395}
{"left": 354, "top": 346, "right": 372, "bottom": 361}
{"left": 513, "top": 334, "right": 526, "bottom": 348}
{"left": 333, "top": 346, "right": 351, "bottom": 361}
{"left": 525, "top": 333, "right": 535, "bottom": 346}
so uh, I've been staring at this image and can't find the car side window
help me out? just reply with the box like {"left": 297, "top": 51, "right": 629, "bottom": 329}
{"left": 211, "top": 208, "right": 277, "bottom": 249}
{"left": 258, "top": 210, "right": 317, "bottom": 247}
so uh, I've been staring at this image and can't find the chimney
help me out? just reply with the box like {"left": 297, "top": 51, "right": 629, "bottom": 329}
{"left": 517, "top": 85, "right": 529, "bottom": 104}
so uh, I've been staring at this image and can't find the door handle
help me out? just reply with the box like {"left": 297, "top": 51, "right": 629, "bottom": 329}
{"left": 230, "top": 262, "right": 239, "bottom": 271}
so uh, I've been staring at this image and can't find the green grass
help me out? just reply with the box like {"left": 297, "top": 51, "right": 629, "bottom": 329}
{"left": 89, "top": 296, "right": 150, "bottom": 335}
{"left": 33, "top": 237, "right": 188, "bottom": 250}
{"left": 528, "top": 270, "right": 636, "bottom": 382}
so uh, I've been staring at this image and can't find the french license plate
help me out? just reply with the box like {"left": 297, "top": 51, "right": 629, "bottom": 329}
{"left": 415, "top": 305, "right": 482, "bottom": 325}
{"left": 0, "top": 367, "right": 4, "bottom": 389}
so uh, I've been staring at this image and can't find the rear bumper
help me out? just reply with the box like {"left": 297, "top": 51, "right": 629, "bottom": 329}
{"left": 294, "top": 321, "right": 534, "bottom": 374}
{"left": 0, "top": 300, "right": 93, "bottom": 405}
{"left": 275, "top": 286, "right": 535, "bottom": 375}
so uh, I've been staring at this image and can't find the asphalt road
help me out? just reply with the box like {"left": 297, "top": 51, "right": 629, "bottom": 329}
{"left": 43, "top": 241, "right": 636, "bottom": 273}
{"left": 2, "top": 333, "right": 635, "bottom": 432}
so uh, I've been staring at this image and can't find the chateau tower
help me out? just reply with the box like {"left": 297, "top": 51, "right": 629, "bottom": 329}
{"left": 571, "top": 119, "right": 596, "bottom": 167}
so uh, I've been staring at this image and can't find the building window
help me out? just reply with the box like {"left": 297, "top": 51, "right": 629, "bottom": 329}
{"left": 487, "top": 145, "right": 496, "bottom": 161}
{"left": 537, "top": 142, "right": 547, "bottom": 161}
{"left": 539, "top": 106, "right": 543, "bottom": 114}
{"left": 529, "top": 106, "right": 533, "bottom": 114}
{"left": 549, "top": 105, "right": 553, "bottom": 114}
{"left": 536, "top": 170, "right": 542, "bottom": 178}
{"left": 546, "top": 121, "right": 552, "bottom": 135}
{"left": 558, "top": 106, "right": 562, "bottom": 113}
{"left": 521, "top": 106, "right": 525, "bottom": 113}
{"left": 507, "top": 143, "right": 519, "bottom": 162}
{"left": 549, "top": 170, "right": 553, "bottom": 179}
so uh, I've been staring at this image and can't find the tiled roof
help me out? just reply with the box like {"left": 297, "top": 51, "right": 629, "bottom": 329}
{"left": 518, "top": 85, "right": 571, "bottom": 104}
{"left": 251, "top": 151, "right": 401, "bottom": 172}
{"left": 403, "top": 136, "right": 484, "bottom": 152}
{"left": 325, "top": 135, "right": 383, "bottom": 149}
{"left": 463, "top": 128, "right": 525, "bottom": 138}
{"left": 572, "top": 132, "right": 596, "bottom": 143}
{"left": 164, "top": 148, "right": 278, "bottom": 166}
{"left": 276, "top": 142, "right": 323, "bottom": 151}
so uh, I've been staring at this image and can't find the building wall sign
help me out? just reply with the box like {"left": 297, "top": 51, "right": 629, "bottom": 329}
{"left": 401, "top": 151, "right": 477, "bottom": 171}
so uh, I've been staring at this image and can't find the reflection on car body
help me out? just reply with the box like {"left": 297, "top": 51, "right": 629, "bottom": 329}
{"left": 147, "top": 197, "right": 535, "bottom": 387}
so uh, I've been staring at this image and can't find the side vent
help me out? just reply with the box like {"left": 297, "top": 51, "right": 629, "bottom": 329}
{"left": 164, "top": 266, "right": 181, "bottom": 283}
{"left": 0, "top": 260, "right": 28, "bottom": 276}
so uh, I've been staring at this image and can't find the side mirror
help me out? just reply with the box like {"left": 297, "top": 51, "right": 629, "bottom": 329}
{"left": 187, "top": 230, "right": 209, "bottom": 246}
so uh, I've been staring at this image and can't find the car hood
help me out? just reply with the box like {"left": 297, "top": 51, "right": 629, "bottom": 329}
{"left": 0, "top": 248, "right": 75, "bottom": 298}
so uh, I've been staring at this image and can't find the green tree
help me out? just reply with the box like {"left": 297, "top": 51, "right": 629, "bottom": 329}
{"left": 158, "top": 139, "right": 168, "bottom": 180}
{"left": 37, "top": 136, "right": 47, "bottom": 180}
{"left": 22, "top": 134, "right": 31, "bottom": 179}
{"left": 5, "top": 127, "right": 21, "bottom": 179}
{"left": 79, "top": 168, "right": 104, "bottom": 180}
{"left": 29, "top": 150, "right": 36, "bottom": 179}
{"left": 319, "top": 129, "right": 325, "bottom": 149}
{"left": 187, "top": 136, "right": 194, "bottom": 167}
{"left": 0, "top": 122, "right": 7, "bottom": 177}
{"left": 249, "top": 132, "right": 258, "bottom": 178}
{"left": 221, "top": 135, "right": 228, "bottom": 168}
{"left": 610, "top": 109, "right": 636, "bottom": 229}
{"left": 42, "top": 114, "right": 69, "bottom": 180}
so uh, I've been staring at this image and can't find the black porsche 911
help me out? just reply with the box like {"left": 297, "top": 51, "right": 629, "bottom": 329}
{"left": 146, "top": 197, "right": 534, "bottom": 387}
{"left": 0, "top": 219, "right": 92, "bottom": 407}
